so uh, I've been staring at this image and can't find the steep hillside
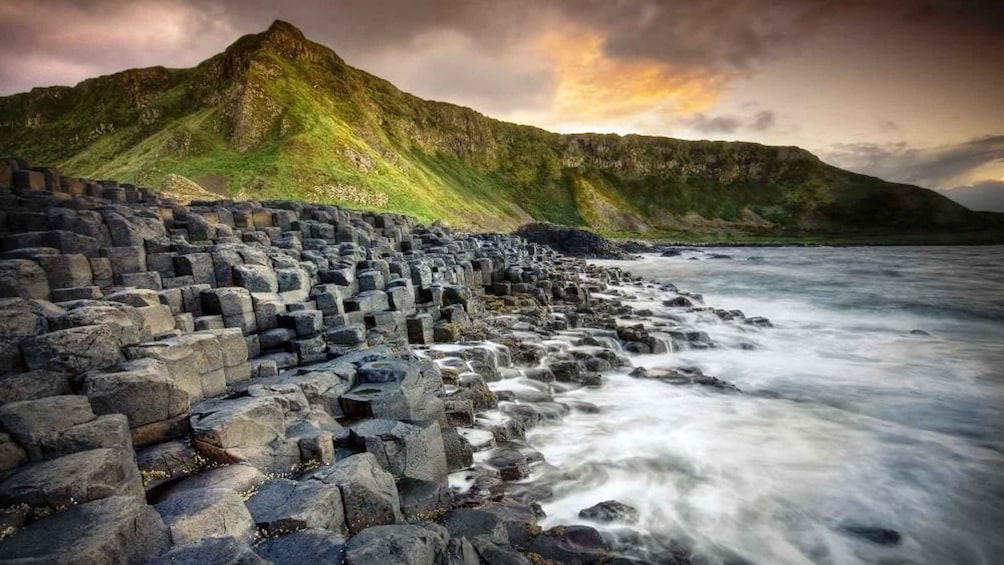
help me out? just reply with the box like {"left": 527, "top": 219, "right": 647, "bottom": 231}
{"left": 0, "top": 20, "right": 996, "bottom": 238}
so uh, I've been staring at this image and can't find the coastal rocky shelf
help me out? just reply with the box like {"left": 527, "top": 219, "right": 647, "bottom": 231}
{"left": 0, "top": 160, "right": 770, "bottom": 565}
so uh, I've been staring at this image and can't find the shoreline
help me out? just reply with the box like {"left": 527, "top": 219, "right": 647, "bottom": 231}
{"left": 0, "top": 166, "right": 742, "bottom": 564}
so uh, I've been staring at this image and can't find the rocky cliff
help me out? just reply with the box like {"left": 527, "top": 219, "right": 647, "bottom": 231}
{"left": 0, "top": 20, "right": 996, "bottom": 240}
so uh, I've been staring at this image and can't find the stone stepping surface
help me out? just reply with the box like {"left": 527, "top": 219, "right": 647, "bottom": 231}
{"left": 0, "top": 160, "right": 766, "bottom": 563}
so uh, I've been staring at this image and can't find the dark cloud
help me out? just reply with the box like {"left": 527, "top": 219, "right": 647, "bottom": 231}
{"left": 682, "top": 110, "right": 777, "bottom": 135}
{"left": 684, "top": 114, "right": 743, "bottom": 134}
{"left": 0, "top": 0, "right": 234, "bottom": 94}
{"left": 750, "top": 111, "right": 776, "bottom": 132}
{"left": 939, "top": 180, "right": 1004, "bottom": 212}
{"left": 821, "top": 136, "right": 1004, "bottom": 188}
{"left": 7, "top": 0, "right": 1002, "bottom": 94}
{"left": 0, "top": 0, "right": 1001, "bottom": 152}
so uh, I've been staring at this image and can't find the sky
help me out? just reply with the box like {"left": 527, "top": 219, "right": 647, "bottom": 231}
{"left": 1, "top": 0, "right": 1002, "bottom": 209}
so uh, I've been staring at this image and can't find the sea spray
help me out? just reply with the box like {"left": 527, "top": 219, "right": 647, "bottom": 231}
{"left": 524, "top": 246, "right": 1004, "bottom": 564}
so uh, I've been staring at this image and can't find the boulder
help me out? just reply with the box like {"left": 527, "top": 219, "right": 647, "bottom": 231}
{"left": 21, "top": 324, "right": 124, "bottom": 373}
{"left": 82, "top": 358, "right": 190, "bottom": 428}
{"left": 0, "top": 496, "right": 171, "bottom": 565}
{"left": 246, "top": 477, "right": 347, "bottom": 535}
{"left": 350, "top": 419, "right": 448, "bottom": 483}
{"left": 0, "top": 433, "right": 26, "bottom": 475}
{"left": 0, "top": 369, "right": 72, "bottom": 406}
{"left": 154, "top": 487, "right": 255, "bottom": 545}
{"left": 304, "top": 452, "right": 402, "bottom": 534}
{"left": 443, "top": 508, "right": 510, "bottom": 545}
{"left": 0, "top": 447, "right": 144, "bottom": 508}
{"left": 527, "top": 525, "right": 610, "bottom": 564}
{"left": 0, "top": 259, "right": 50, "bottom": 300}
{"left": 344, "top": 523, "right": 449, "bottom": 565}
{"left": 233, "top": 264, "right": 279, "bottom": 293}
{"left": 50, "top": 304, "right": 141, "bottom": 347}
{"left": 0, "top": 395, "right": 96, "bottom": 460}
{"left": 255, "top": 528, "right": 346, "bottom": 565}
{"left": 146, "top": 537, "right": 268, "bottom": 565}
{"left": 190, "top": 396, "right": 285, "bottom": 465}
{"left": 578, "top": 499, "right": 640, "bottom": 523}
{"left": 136, "top": 440, "right": 201, "bottom": 490}
{"left": 125, "top": 339, "right": 202, "bottom": 401}
{"left": 442, "top": 427, "right": 475, "bottom": 472}
{"left": 164, "top": 463, "right": 265, "bottom": 498}
{"left": 37, "top": 413, "right": 132, "bottom": 461}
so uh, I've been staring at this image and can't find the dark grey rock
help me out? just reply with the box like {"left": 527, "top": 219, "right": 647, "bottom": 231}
{"left": 146, "top": 537, "right": 268, "bottom": 565}
{"left": 0, "top": 446, "right": 144, "bottom": 508}
{"left": 578, "top": 500, "right": 640, "bottom": 524}
{"left": 155, "top": 487, "right": 255, "bottom": 545}
{"left": 246, "top": 477, "right": 347, "bottom": 535}
{"left": 0, "top": 495, "right": 171, "bottom": 565}
{"left": 344, "top": 523, "right": 449, "bottom": 565}
{"left": 350, "top": 419, "right": 448, "bottom": 483}
{"left": 82, "top": 358, "right": 190, "bottom": 428}
{"left": 304, "top": 452, "right": 402, "bottom": 534}
{"left": 255, "top": 528, "right": 346, "bottom": 565}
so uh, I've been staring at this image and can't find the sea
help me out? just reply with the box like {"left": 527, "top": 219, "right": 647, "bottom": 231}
{"left": 525, "top": 246, "right": 1004, "bottom": 565}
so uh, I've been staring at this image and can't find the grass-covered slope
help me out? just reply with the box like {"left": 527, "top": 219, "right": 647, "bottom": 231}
{"left": 1, "top": 20, "right": 998, "bottom": 239}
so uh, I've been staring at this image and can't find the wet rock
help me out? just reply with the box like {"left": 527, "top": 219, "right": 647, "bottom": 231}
{"left": 527, "top": 525, "right": 610, "bottom": 565}
{"left": 629, "top": 366, "right": 740, "bottom": 392}
{"left": 442, "top": 427, "right": 475, "bottom": 471}
{"left": 662, "top": 296, "right": 693, "bottom": 308}
{"left": 0, "top": 495, "right": 170, "bottom": 565}
{"left": 485, "top": 447, "right": 531, "bottom": 481}
{"left": 744, "top": 316, "right": 773, "bottom": 328}
{"left": 444, "top": 508, "right": 510, "bottom": 545}
{"left": 839, "top": 524, "right": 902, "bottom": 546}
{"left": 578, "top": 500, "right": 640, "bottom": 523}
{"left": 478, "top": 501, "right": 545, "bottom": 550}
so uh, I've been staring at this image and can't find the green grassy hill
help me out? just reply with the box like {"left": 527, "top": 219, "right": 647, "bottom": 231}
{"left": 1, "top": 20, "right": 998, "bottom": 240}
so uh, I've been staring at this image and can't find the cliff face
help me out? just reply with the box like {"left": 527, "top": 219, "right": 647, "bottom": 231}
{"left": 0, "top": 20, "right": 988, "bottom": 236}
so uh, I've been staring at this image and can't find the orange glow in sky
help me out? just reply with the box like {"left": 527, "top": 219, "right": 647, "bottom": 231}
{"left": 537, "top": 26, "right": 725, "bottom": 130}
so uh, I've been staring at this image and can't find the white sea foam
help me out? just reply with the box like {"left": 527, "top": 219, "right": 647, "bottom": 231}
{"left": 526, "top": 246, "right": 1004, "bottom": 564}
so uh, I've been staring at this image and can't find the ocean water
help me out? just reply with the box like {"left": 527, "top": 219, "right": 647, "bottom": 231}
{"left": 525, "top": 246, "right": 1004, "bottom": 565}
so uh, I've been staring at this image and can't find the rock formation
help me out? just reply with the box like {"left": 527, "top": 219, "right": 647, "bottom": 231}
{"left": 0, "top": 158, "right": 761, "bottom": 564}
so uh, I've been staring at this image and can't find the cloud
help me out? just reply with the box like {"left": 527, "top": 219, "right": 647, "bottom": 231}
{"left": 939, "top": 180, "right": 1004, "bottom": 212}
{"left": 0, "top": 0, "right": 1002, "bottom": 144}
{"left": 821, "top": 136, "right": 1004, "bottom": 188}
{"left": 0, "top": 0, "right": 236, "bottom": 94}
{"left": 750, "top": 111, "right": 776, "bottom": 132}
{"left": 679, "top": 110, "right": 777, "bottom": 135}
{"left": 531, "top": 25, "right": 725, "bottom": 131}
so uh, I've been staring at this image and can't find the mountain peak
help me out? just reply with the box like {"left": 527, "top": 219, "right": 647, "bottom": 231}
{"left": 264, "top": 19, "right": 307, "bottom": 42}
{"left": 249, "top": 19, "right": 314, "bottom": 58}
